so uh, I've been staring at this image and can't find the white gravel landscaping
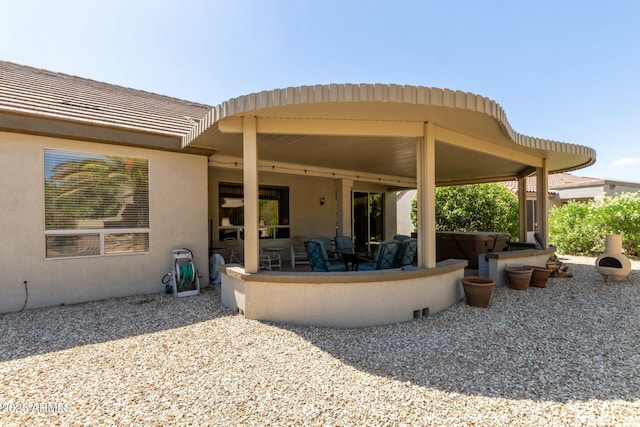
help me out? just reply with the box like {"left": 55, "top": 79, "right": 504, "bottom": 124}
{"left": 1, "top": 255, "right": 638, "bottom": 426}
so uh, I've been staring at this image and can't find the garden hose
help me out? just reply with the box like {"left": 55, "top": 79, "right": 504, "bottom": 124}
{"left": 176, "top": 261, "right": 195, "bottom": 289}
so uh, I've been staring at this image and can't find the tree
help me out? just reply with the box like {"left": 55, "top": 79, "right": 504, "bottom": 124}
{"left": 411, "top": 183, "right": 519, "bottom": 238}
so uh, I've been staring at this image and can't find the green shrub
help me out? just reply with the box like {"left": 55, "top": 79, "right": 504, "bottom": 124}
{"left": 411, "top": 183, "right": 519, "bottom": 238}
{"left": 548, "top": 201, "right": 602, "bottom": 255}
{"left": 549, "top": 193, "right": 640, "bottom": 256}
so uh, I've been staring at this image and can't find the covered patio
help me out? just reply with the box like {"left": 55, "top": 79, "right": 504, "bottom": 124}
{"left": 183, "top": 84, "right": 595, "bottom": 327}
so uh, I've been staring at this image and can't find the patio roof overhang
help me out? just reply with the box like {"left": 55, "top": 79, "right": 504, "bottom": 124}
{"left": 182, "top": 84, "right": 596, "bottom": 187}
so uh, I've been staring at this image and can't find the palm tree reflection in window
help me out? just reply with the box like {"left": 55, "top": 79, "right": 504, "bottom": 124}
{"left": 44, "top": 150, "right": 149, "bottom": 256}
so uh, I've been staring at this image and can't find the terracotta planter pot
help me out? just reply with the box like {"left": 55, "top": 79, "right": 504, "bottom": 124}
{"left": 461, "top": 276, "right": 495, "bottom": 308}
{"left": 525, "top": 265, "right": 553, "bottom": 288}
{"left": 504, "top": 266, "right": 533, "bottom": 290}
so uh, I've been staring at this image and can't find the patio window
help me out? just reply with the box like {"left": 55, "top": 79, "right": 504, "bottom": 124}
{"left": 218, "top": 182, "right": 290, "bottom": 240}
{"left": 44, "top": 149, "right": 149, "bottom": 258}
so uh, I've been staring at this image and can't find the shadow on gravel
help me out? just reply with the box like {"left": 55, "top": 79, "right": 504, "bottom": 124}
{"left": 278, "top": 263, "right": 640, "bottom": 403}
{"left": 0, "top": 286, "right": 231, "bottom": 363}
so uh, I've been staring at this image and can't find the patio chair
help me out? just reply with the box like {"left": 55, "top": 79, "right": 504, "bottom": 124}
{"left": 259, "top": 247, "right": 282, "bottom": 271}
{"left": 395, "top": 237, "right": 418, "bottom": 267}
{"left": 310, "top": 235, "right": 338, "bottom": 259}
{"left": 225, "top": 239, "right": 244, "bottom": 264}
{"left": 393, "top": 234, "right": 411, "bottom": 242}
{"left": 290, "top": 235, "right": 310, "bottom": 268}
{"left": 335, "top": 235, "right": 355, "bottom": 253}
{"left": 357, "top": 239, "right": 400, "bottom": 271}
{"left": 304, "top": 239, "right": 348, "bottom": 272}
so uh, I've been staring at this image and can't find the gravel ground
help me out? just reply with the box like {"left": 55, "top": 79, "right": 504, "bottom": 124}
{"left": 1, "top": 255, "right": 639, "bottom": 426}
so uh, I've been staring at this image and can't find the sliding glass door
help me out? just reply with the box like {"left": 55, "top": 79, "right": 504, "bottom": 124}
{"left": 352, "top": 192, "right": 384, "bottom": 252}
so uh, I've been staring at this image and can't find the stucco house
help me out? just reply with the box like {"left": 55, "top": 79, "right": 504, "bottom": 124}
{"left": 0, "top": 60, "right": 596, "bottom": 326}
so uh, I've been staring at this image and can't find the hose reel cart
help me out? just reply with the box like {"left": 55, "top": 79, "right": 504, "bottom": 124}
{"left": 169, "top": 248, "right": 200, "bottom": 297}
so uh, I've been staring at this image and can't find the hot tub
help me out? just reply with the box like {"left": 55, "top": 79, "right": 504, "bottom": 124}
{"left": 436, "top": 231, "right": 511, "bottom": 268}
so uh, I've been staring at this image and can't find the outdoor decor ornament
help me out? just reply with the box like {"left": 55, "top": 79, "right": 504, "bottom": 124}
{"left": 595, "top": 234, "right": 631, "bottom": 281}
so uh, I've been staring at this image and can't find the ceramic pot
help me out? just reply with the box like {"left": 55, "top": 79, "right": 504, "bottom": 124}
{"left": 504, "top": 266, "right": 533, "bottom": 290}
{"left": 525, "top": 265, "right": 553, "bottom": 288}
{"left": 461, "top": 276, "right": 496, "bottom": 308}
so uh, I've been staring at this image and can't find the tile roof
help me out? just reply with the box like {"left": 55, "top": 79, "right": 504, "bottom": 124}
{"left": 547, "top": 173, "right": 601, "bottom": 187}
{"left": 504, "top": 173, "right": 602, "bottom": 193}
{"left": 0, "top": 61, "right": 211, "bottom": 137}
{"left": 503, "top": 177, "right": 537, "bottom": 193}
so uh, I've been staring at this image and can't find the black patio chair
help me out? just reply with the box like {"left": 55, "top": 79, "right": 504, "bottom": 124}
{"left": 395, "top": 237, "right": 418, "bottom": 267}
{"left": 304, "top": 239, "right": 348, "bottom": 272}
{"left": 357, "top": 239, "right": 401, "bottom": 271}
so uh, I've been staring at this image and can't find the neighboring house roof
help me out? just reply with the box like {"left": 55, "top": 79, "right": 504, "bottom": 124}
{"left": 547, "top": 173, "right": 602, "bottom": 188}
{"left": 504, "top": 173, "right": 640, "bottom": 194}
{"left": 0, "top": 61, "right": 212, "bottom": 152}
{"left": 503, "top": 176, "right": 540, "bottom": 193}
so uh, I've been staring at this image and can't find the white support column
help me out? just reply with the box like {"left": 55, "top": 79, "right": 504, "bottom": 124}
{"left": 416, "top": 122, "right": 436, "bottom": 268}
{"left": 243, "top": 116, "right": 260, "bottom": 273}
{"left": 518, "top": 176, "right": 528, "bottom": 243}
{"left": 337, "top": 179, "right": 353, "bottom": 237}
{"left": 536, "top": 159, "right": 549, "bottom": 249}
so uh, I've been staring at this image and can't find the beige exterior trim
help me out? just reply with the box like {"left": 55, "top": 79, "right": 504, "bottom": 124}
{"left": 218, "top": 116, "right": 425, "bottom": 137}
{"left": 434, "top": 126, "right": 544, "bottom": 168}
{"left": 208, "top": 154, "right": 417, "bottom": 187}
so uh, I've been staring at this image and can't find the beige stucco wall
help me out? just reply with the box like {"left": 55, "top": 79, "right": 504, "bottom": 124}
{"left": 0, "top": 131, "right": 208, "bottom": 313}
{"left": 484, "top": 248, "right": 556, "bottom": 287}
{"left": 606, "top": 184, "right": 640, "bottom": 196}
{"left": 208, "top": 167, "right": 399, "bottom": 260}
{"left": 555, "top": 185, "right": 605, "bottom": 202}
{"left": 396, "top": 189, "right": 416, "bottom": 236}
{"left": 210, "top": 169, "right": 339, "bottom": 240}
{"left": 220, "top": 260, "right": 466, "bottom": 327}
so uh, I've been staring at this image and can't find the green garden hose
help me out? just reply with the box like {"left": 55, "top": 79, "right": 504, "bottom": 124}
{"left": 177, "top": 261, "right": 195, "bottom": 289}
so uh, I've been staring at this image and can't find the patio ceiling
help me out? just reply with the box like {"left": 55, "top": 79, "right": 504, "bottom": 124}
{"left": 183, "top": 84, "right": 596, "bottom": 187}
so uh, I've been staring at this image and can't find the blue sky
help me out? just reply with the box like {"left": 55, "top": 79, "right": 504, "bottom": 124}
{"left": 2, "top": 0, "right": 639, "bottom": 182}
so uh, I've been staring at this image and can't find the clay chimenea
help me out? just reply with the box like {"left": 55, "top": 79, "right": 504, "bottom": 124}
{"left": 595, "top": 234, "right": 631, "bottom": 281}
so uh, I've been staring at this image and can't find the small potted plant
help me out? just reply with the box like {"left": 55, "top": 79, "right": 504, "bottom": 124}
{"left": 460, "top": 276, "right": 496, "bottom": 308}
{"left": 504, "top": 266, "right": 533, "bottom": 290}
{"left": 524, "top": 265, "right": 553, "bottom": 288}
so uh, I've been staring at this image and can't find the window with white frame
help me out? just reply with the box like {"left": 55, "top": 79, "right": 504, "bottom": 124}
{"left": 44, "top": 149, "right": 149, "bottom": 258}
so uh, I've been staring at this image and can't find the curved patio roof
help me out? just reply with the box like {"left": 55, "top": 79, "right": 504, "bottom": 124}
{"left": 183, "top": 84, "right": 596, "bottom": 187}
